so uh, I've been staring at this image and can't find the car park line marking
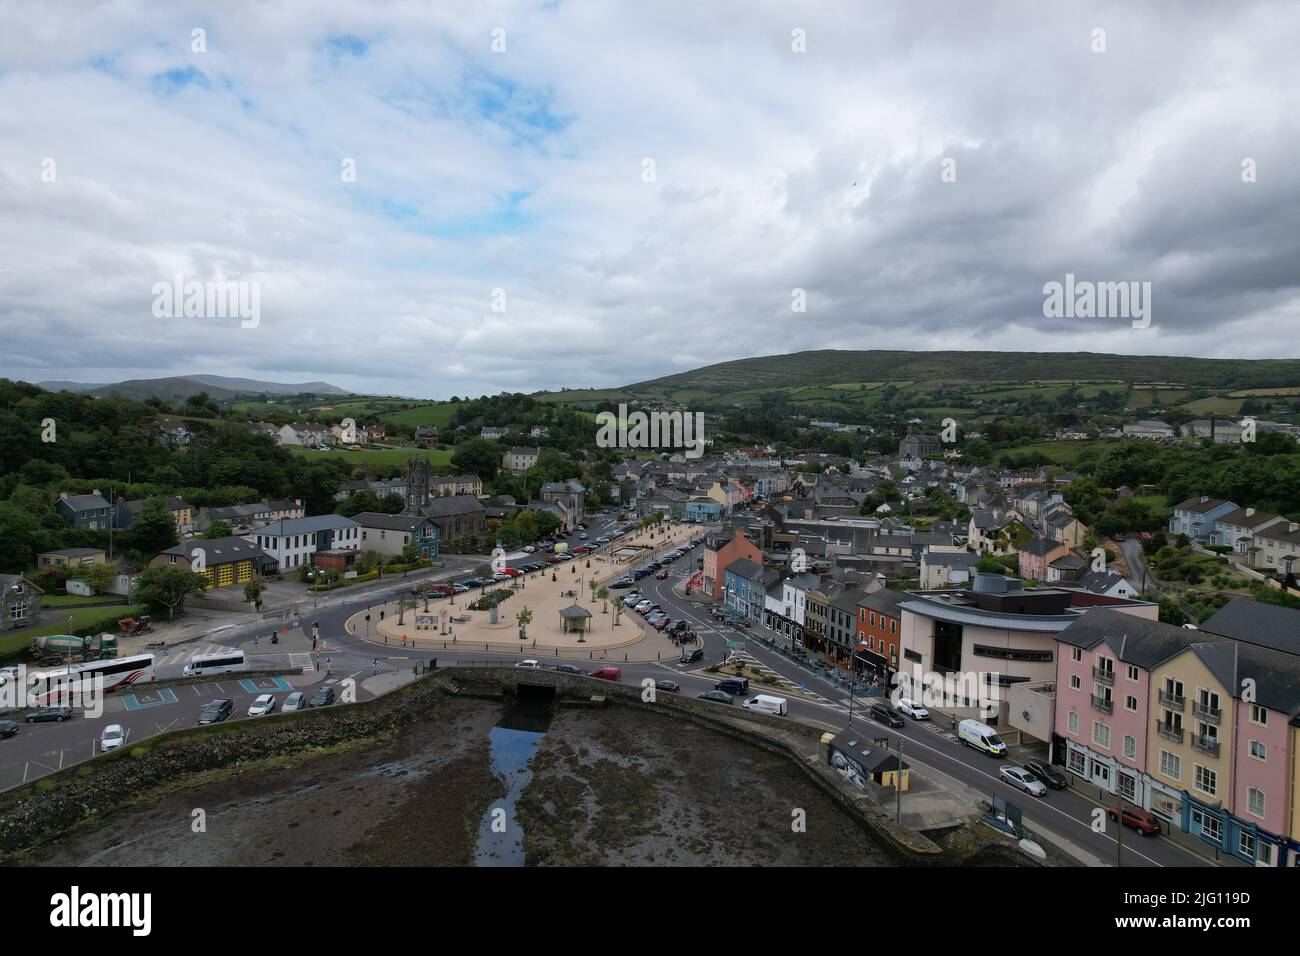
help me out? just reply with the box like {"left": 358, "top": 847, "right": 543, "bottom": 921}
{"left": 155, "top": 718, "right": 177, "bottom": 733}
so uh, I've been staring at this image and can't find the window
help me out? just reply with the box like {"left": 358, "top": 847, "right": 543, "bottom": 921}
{"left": 1068, "top": 711, "right": 1079, "bottom": 734}
{"left": 1070, "top": 675, "right": 1081, "bottom": 690}
{"left": 890, "top": 620, "right": 896, "bottom": 635}
{"left": 1068, "top": 749, "right": 1087, "bottom": 774}
{"left": 9, "top": 601, "right": 27, "bottom": 622}
{"left": 1160, "top": 751, "right": 1180, "bottom": 780}
{"left": 1251, "top": 704, "right": 1267, "bottom": 727}
{"left": 869, "top": 612, "right": 875, "bottom": 626}
{"left": 1194, "top": 765, "right": 1217, "bottom": 797}
{"left": 1072, "top": 647, "right": 1082, "bottom": 663}
{"left": 1092, "top": 721, "right": 1111, "bottom": 748}
{"left": 1248, "top": 787, "right": 1265, "bottom": 818}
{"left": 1250, "top": 740, "right": 1266, "bottom": 761}
{"left": 1118, "top": 771, "right": 1137, "bottom": 801}
{"left": 1259, "top": 842, "right": 1275, "bottom": 866}
{"left": 1124, "top": 735, "right": 1136, "bottom": 760}
{"left": 1126, "top": 695, "right": 1138, "bottom": 712}
{"left": 1126, "top": 664, "right": 1139, "bottom": 682}
{"left": 1194, "top": 810, "right": 1222, "bottom": 843}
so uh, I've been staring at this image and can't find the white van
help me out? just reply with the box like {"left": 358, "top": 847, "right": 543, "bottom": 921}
{"left": 183, "top": 650, "right": 247, "bottom": 677}
{"left": 742, "top": 694, "right": 788, "bottom": 716}
{"left": 958, "top": 718, "right": 1007, "bottom": 756}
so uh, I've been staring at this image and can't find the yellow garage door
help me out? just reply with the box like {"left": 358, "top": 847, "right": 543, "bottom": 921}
{"left": 215, "top": 563, "right": 234, "bottom": 588}
{"left": 202, "top": 568, "right": 215, "bottom": 589}
{"left": 235, "top": 560, "right": 252, "bottom": 584}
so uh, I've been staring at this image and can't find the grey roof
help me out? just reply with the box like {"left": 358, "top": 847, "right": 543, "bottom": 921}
{"left": 1172, "top": 496, "right": 1234, "bottom": 514}
{"left": 1073, "top": 570, "right": 1132, "bottom": 593}
{"left": 38, "top": 547, "right": 104, "bottom": 558}
{"left": 1049, "top": 552, "right": 1088, "bottom": 570}
{"left": 1214, "top": 507, "right": 1284, "bottom": 530}
{"left": 724, "top": 557, "right": 763, "bottom": 581}
{"left": 1200, "top": 598, "right": 1300, "bottom": 656}
{"left": 352, "top": 512, "right": 436, "bottom": 533}
{"left": 898, "top": 597, "right": 1081, "bottom": 632}
{"left": 259, "top": 515, "right": 358, "bottom": 536}
{"left": 1021, "top": 537, "right": 1064, "bottom": 557}
{"left": 60, "top": 493, "right": 110, "bottom": 511}
{"left": 421, "top": 495, "right": 485, "bottom": 517}
{"left": 1058, "top": 607, "right": 1300, "bottom": 717}
{"left": 158, "top": 536, "right": 270, "bottom": 563}
{"left": 924, "top": 551, "right": 979, "bottom": 569}
{"left": 0, "top": 574, "right": 40, "bottom": 594}
{"left": 559, "top": 603, "right": 592, "bottom": 619}
{"left": 856, "top": 589, "right": 907, "bottom": 617}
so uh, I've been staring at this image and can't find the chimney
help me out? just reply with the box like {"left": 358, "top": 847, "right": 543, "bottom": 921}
{"left": 1200, "top": 496, "right": 1209, "bottom": 503}
{"left": 1246, "top": 507, "right": 1255, "bottom": 517}
{"left": 59, "top": 492, "right": 68, "bottom": 500}
{"left": 92, "top": 489, "right": 101, "bottom": 497}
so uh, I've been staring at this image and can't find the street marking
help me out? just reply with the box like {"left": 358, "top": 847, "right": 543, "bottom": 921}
{"left": 122, "top": 688, "right": 179, "bottom": 711}
{"left": 237, "top": 677, "right": 293, "bottom": 693}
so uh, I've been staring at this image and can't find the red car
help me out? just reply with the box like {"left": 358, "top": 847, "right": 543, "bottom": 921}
{"left": 655, "top": 570, "right": 669, "bottom": 579}
{"left": 1106, "top": 805, "right": 1161, "bottom": 835}
{"left": 545, "top": 556, "right": 563, "bottom": 565}
{"left": 587, "top": 667, "right": 621, "bottom": 682}
{"left": 501, "top": 567, "right": 522, "bottom": 577}
{"left": 571, "top": 546, "right": 589, "bottom": 555}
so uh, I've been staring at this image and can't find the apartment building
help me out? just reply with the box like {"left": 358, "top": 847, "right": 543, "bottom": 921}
{"left": 251, "top": 515, "right": 360, "bottom": 571}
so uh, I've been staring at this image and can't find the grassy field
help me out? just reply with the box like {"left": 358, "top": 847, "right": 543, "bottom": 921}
{"left": 1180, "top": 396, "right": 1244, "bottom": 416}
{"left": 40, "top": 594, "right": 127, "bottom": 608}
{"left": 998, "top": 438, "right": 1122, "bottom": 465}
{"left": 288, "top": 446, "right": 451, "bottom": 468}
{"left": 1132, "top": 494, "right": 1171, "bottom": 518}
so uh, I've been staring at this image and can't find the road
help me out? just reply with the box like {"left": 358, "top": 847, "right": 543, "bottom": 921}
{"left": 0, "top": 514, "right": 1212, "bottom": 866}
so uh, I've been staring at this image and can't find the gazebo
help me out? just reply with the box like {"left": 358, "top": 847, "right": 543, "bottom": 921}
{"left": 558, "top": 603, "right": 593, "bottom": 638}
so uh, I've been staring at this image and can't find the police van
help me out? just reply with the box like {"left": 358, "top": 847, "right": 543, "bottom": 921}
{"left": 958, "top": 718, "right": 1007, "bottom": 756}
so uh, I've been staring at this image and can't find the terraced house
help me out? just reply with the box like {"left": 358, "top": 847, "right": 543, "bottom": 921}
{"left": 1055, "top": 607, "right": 1300, "bottom": 866}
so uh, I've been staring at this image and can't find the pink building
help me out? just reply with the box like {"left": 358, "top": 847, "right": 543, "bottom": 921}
{"left": 1055, "top": 610, "right": 1151, "bottom": 802}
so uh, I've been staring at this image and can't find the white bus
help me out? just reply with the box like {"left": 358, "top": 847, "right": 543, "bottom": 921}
{"left": 183, "top": 650, "right": 247, "bottom": 677}
{"left": 28, "top": 654, "right": 156, "bottom": 706}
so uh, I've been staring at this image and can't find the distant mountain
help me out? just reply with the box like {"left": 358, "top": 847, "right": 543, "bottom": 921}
{"left": 35, "top": 375, "right": 349, "bottom": 403}
{"left": 625, "top": 350, "right": 1300, "bottom": 395}
{"left": 36, "top": 380, "right": 109, "bottom": 393}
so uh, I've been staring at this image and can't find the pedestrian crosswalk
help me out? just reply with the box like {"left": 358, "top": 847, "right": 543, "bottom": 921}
{"left": 289, "top": 652, "right": 316, "bottom": 671}
{"left": 156, "top": 642, "right": 240, "bottom": 664}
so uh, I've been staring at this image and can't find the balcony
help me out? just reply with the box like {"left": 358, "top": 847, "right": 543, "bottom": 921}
{"left": 1158, "top": 690, "right": 1185, "bottom": 711}
{"left": 1156, "top": 722, "right": 1184, "bottom": 744}
{"left": 1192, "top": 702, "right": 1221, "bottom": 726}
{"left": 1191, "top": 735, "right": 1221, "bottom": 758}
{"left": 1091, "top": 694, "right": 1114, "bottom": 714}
{"left": 1092, "top": 666, "right": 1114, "bottom": 685}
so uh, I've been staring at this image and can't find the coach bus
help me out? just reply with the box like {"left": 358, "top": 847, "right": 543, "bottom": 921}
{"left": 28, "top": 654, "right": 156, "bottom": 706}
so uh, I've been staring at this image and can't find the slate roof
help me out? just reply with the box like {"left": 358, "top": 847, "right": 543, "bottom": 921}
{"left": 259, "top": 515, "right": 358, "bottom": 536}
{"left": 420, "top": 495, "right": 485, "bottom": 517}
{"left": 1200, "top": 598, "right": 1300, "bottom": 656}
{"left": 158, "top": 536, "right": 270, "bottom": 563}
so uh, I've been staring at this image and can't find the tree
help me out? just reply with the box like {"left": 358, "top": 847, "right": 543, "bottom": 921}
{"left": 452, "top": 437, "right": 501, "bottom": 483}
{"left": 203, "top": 519, "right": 233, "bottom": 539}
{"left": 516, "top": 606, "right": 533, "bottom": 640}
{"left": 78, "top": 562, "right": 118, "bottom": 595}
{"left": 597, "top": 586, "right": 610, "bottom": 613}
{"left": 128, "top": 498, "right": 179, "bottom": 555}
{"left": 134, "top": 564, "right": 207, "bottom": 620}
{"left": 243, "top": 577, "right": 266, "bottom": 608}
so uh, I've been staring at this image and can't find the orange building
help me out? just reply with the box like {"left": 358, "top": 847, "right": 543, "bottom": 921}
{"left": 702, "top": 528, "right": 762, "bottom": 600}
{"left": 854, "top": 589, "right": 905, "bottom": 676}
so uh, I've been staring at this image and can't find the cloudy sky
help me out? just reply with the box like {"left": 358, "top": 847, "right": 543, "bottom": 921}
{"left": 1, "top": 0, "right": 1297, "bottom": 399}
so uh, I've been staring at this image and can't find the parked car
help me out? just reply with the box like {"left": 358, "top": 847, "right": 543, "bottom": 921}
{"left": 248, "top": 694, "right": 278, "bottom": 717}
{"left": 26, "top": 706, "right": 74, "bottom": 724}
{"left": 461, "top": 577, "right": 486, "bottom": 588}
{"left": 610, "top": 579, "right": 633, "bottom": 589}
{"left": 0, "top": 720, "right": 18, "bottom": 739}
{"left": 310, "top": 686, "right": 337, "bottom": 707}
{"left": 869, "top": 703, "right": 905, "bottom": 728}
{"left": 521, "top": 545, "right": 536, "bottom": 553}
{"left": 654, "top": 680, "right": 681, "bottom": 693}
{"left": 652, "top": 617, "right": 671, "bottom": 630}
{"left": 895, "top": 697, "right": 930, "bottom": 720}
{"left": 282, "top": 692, "right": 308, "bottom": 712}
{"left": 680, "top": 648, "right": 704, "bottom": 664}
{"left": 1106, "top": 805, "right": 1161, "bottom": 835}
{"left": 100, "top": 723, "right": 126, "bottom": 751}
{"left": 197, "top": 699, "right": 233, "bottom": 724}
{"left": 635, "top": 600, "right": 654, "bottom": 613}
{"left": 552, "top": 663, "right": 581, "bottom": 674}
{"left": 696, "top": 690, "right": 734, "bottom": 704}
{"left": 587, "top": 667, "right": 621, "bottom": 681}
{"left": 514, "top": 659, "right": 543, "bottom": 669}
{"left": 999, "top": 765, "right": 1048, "bottom": 797}
{"left": 1024, "top": 760, "right": 1068, "bottom": 790}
